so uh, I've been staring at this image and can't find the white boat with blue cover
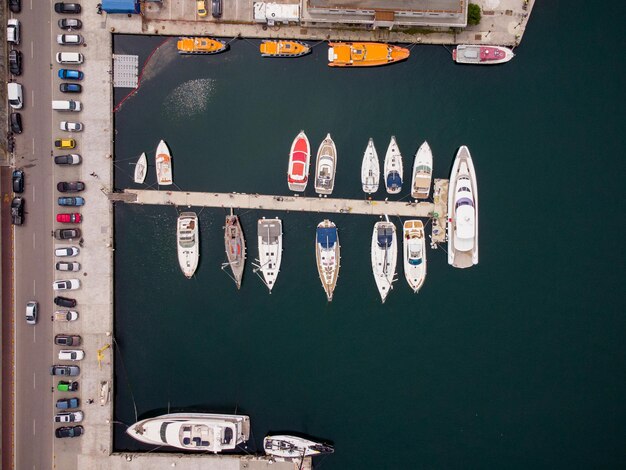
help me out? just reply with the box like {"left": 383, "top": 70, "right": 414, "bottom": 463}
{"left": 384, "top": 136, "right": 403, "bottom": 194}
{"left": 315, "top": 220, "right": 340, "bottom": 301}
{"left": 371, "top": 217, "right": 397, "bottom": 303}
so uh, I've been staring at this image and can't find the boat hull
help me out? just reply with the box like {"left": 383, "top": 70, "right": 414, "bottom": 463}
{"left": 315, "top": 220, "right": 340, "bottom": 301}
{"left": 411, "top": 141, "right": 433, "bottom": 199}
{"left": 361, "top": 138, "right": 380, "bottom": 194}
{"left": 314, "top": 133, "right": 337, "bottom": 195}
{"left": 264, "top": 435, "right": 334, "bottom": 458}
{"left": 328, "top": 42, "right": 410, "bottom": 67}
{"left": 403, "top": 220, "right": 427, "bottom": 293}
{"left": 134, "top": 152, "right": 147, "bottom": 184}
{"left": 224, "top": 214, "right": 246, "bottom": 289}
{"left": 260, "top": 40, "right": 311, "bottom": 58}
{"left": 453, "top": 45, "right": 514, "bottom": 65}
{"left": 287, "top": 131, "right": 311, "bottom": 192}
{"left": 371, "top": 220, "right": 397, "bottom": 303}
{"left": 257, "top": 218, "right": 283, "bottom": 292}
{"left": 384, "top": 136, "right": 403, "bottom": 194}
{"left": 177, "top": 212, "right": 199, "bottom": 278}
{"left": 155, "top": 140, "right": 173, "bottom": 185}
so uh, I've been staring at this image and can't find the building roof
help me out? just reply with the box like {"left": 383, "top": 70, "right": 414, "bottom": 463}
{"left": 308, "top": 0, "right": 463, "bottom": 13}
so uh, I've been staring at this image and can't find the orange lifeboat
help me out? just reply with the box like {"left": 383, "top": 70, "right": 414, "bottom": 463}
{"left": 177, "top": 37, "right": 228, "bottom": 55}
{"left": 327, "top": 42, "right": 410, "bottom": 67}
{"left": 260, "top": 40, "right": 311, "bottom": 58}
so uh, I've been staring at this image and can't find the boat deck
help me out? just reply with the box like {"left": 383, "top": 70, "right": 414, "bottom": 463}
{"left": 431, "top": 179, "right": 448, "bottom": 246}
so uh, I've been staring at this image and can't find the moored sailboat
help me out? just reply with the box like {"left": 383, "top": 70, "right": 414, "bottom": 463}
{"left": 260, "top": 40, "right": 310, "bottom": 58}
{"left": 314, "top": 133, "right": 337, "bottom": 195}
{"left": 287, "top": 131, "right": 310, "bottom": 192}
{"left": 361, "top": 138, "right": 380, "bottom": 194}
{"left": 403, "top": 220, "right": 427, "bottom": 293}
{"left": 327, "top": 42, "right": 410, "bottom": 67}
{"left": 155, "top": 140, "right": 173, "bottom": 186}
{"left": 411, "top": 141, "right": 433, "bottom": 199}
{"left": 256, "top": 218, "right": 283, "bottom": 292}
{"left": 264, "top": 434, "right": 334, "bottom": 459}
{"left": 177, "top": 212, "right": 199, "bottom": 279}
{"left": 315, "top": 220, "right": 340, "bottom": 301}
{"left": 384, "top": 136, "right": 403, "bottom": 194}
{"left": 371, "top": 217, "right": 397, "bottom": 303}
{"left": 224, "top": 211, "right": 246, "bottom": 289}
{"left": 134, "top": 152, "right": 147, "bottom": 184}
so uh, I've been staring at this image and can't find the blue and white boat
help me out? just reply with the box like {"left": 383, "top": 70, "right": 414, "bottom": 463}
{"left": 315, "top": 220, "right": 340, "bottom": 301}
{"left": 371, "top": 217, "right": 397, "bottom": 303}
{"left": 384, "top": 136, "right": 403, "bottom": 194}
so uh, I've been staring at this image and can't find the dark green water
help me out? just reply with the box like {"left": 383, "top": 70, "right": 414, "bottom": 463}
{"left": 113, "top": 2, "right": 626, "bottom": 467}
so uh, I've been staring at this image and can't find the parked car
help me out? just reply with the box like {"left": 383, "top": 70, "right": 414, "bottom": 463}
{"left": 54, "top": 138, "right": 76, "bottom": 149}
{"left": 58, "top": 196, "right": 85, "bottom": 206}
{"left": 55, "top": 425, "right": 83, "bottom": 438}
{"left": 55, "top": 334, "right": 81, "bottom": 346}
{"left": 25, "top": 301, "right": 38, "bottom": 325}
{"left": 57, "top": 34, "right": 83, "bottom": 45}
{"left": 60, "top": 121, "right": 82, "bottom": 132}
{"left": 54, "top": 228, "right": 81, "bottom": 240}
{"left": 56, "top": 397, "right": 79, "bottom": 410}
{"left": 9, "top": 0, "right": 21, "bottom": 14}
{"left": 212, "top": 0, "right": 222, "bottom": 18}
{"left": 54, "top": 411, "right": 83, "bottom": 422}
{"left": 10, "top": 112, "right": 22, "bottom": 134}
{"left": 7, "top": 18, "right": 20, "bottom": 45}
{"left": 55, "top": 246, "right": 80, "bottom": 257}
{"left": 53, "top": 310, "right": 79, "bottom": 322}
{"left": 57, "top": 380, "right": 79, "bottom": 391}
{"left": 57, "top": 181, "right": 84, "bottom": 192}
{"left": 12, "top": 169, "right": 24, "bottom": 193}
{"left": 52, "top": 279, "right": 81, "bottom": 291}
{"left": 50, "top": 365, "right": 80, "bottom": 376}
{"left": 54, "top": 3, "right": 81, "bottom": 14}
{"left": 7, "top": 82, "right": 23, "bottom": 109}
{"left": 54, "top": 154, "right": 82, "bottom": 165}
{"left": 58, "top": 18, "right": 82, "bottom": 30}
{"left": 56, "top": 213, "right": 81, "bottom": 223}
{"left": 60, "top": 83, "right": 82, "bottom": 93}
{"left": 9, "top": 50, "right": 22, "bottom": 75}
{"left": 54, "top": 296, "right": 76, "bottom": 307}
{"left": 58, "top": 349, "right": 84, "bottom": 361}
{"left": 58, "top": 68, "right": 83, "bottom": 80}
{"left": 56, "top": 262, "right": 81, "bottom": 271}
{"left": 11, "top": 197, "right": 24, "bottom": 225}
{"left": 197, "top": 0, "right": 207, "bottom": 17}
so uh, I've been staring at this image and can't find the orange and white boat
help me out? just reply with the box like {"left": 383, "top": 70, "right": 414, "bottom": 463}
{"left": 177, "top": 37, "right": 228, "bottom": 55}
{"left": 155, "top": 140, "right": 173, "bottom": 186}
{"left": 260, "top": 40, "right": 310, "bottom": 58}
{"left": 287, "top": 131, "right": 310, "bottom": 192}
{"left": 327, "top": 42, "right": 409, "bottom": 67}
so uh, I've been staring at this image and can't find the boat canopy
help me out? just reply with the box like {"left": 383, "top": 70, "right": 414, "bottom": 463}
{"left": 317, "top": 227, "right": 337, "bottom": 248}
{"left": 377, "top": 226, "right": 393, "bottom": 248}
{"left": 386, "top": 171, "right": 402, "bottom": 189}
{"left": 102, "top": 0, "right": 140, "bottom": 14}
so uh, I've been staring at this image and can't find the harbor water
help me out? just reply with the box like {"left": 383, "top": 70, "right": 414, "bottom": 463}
{"left": 113, "top": 2, "right": 626, "bottom": 467}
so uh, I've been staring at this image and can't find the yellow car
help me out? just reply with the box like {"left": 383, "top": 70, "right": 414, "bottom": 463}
{"left": 196, "top": 1, "right": 207, "bottom": 17}
{"left": 54, "top": 138, "right": 76, "bottom": 149}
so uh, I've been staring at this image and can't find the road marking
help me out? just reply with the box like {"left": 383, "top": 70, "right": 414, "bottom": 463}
{"left": 33, "top": 325, "right": 36, "bottom": 343}
{"left": 32, "top": 137, "right": 35, "bottom": 155}
{"left": 30, "top": 41, "right": 33, "bottom": 59}
{"left": 33, "top": 278, "right": 36, "bottom": 295}
{"left": 31, "top": 90, "right": 34, "bottom": 106}
{"left": 30, "top": 0, "right": 32, "bottom": 10}
{"left": 32, "top": 185, "right": 35, "bottom": 201}
{"left": 33, "top": 372, "right": 36, "bottom": 389}
{"left": 33, "top": 419, "right": 36, "bottom": 436}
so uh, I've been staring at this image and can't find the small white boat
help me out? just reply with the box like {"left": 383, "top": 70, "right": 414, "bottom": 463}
{"left": 411, "top": 141, "right": 433, "bottom": 199}
{"left": 126, "top": 413, "right": 250, "bottom": 453}
{"left": 447, "top": 145, "right": 478, "bottom": 268}
{"left": 224, "top": 211, "right": 246, "bottom": 289}
{"left": 264, "top": 435, "right": 334, "bottom": 459}
{"left": 371, "top": 218, "right": 397, "bottom": 303}
{"left": 314, "top": 133, "right": 337, "bottom": 195}
{"left": 134, "top": 152, "right": 147, "bottom": 184}
{"left": 287, "top": 131, "right": 310, "bottom": 192}
{"left": 384, "top": 136, "right": 403, "bottom": 194}
{"left": 361, "top": 138, "right": 380, "bottom": 194}
{"left": 257, "top": 218, "right": 283, "bottom": 292}
{"left": 177, "top": 212, "right": 199, "bottom": 278}
{"left": 403, "top": 220, "right": 427, "bottom": 293}
{"left": 155, "top": 140, "right": 173, "bottom": 186}
{"left": 453, "top": 45, "right": 515, "bottom": 65}
{"left": 99, "top": 380, "right": 110, "bottom": 406}
{"left": 315, "top": 220, "right": 340, "bottom": 301}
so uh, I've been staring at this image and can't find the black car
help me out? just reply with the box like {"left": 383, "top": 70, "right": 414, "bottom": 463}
{"left": 9, "top": 50, "right": 22, "bottom": 76}
{"left": 11, "top": 197, "right": 24, "bottom": 225}
{"left": 212, "top": 0, "right": 222, "bottom": 18}
{"left": 12, "top": 169, "right": 24, "bottom": 193}
{"left": 55, "top": 334, "right": 81, "bottom": 346}
{"left": 54, "top": 2, "right": 81, "bottom": 13}
{"left": 55, "top": 425, "right": 83, "bottom": 438}
{"left": 57, "top": 181, "right": 85, "bottom": 193}
{"left": 10, "top": 113, "right": 22, "bottom": 134}
{"left": 50, "top": 365, "right": 80, "bottom": 376}
{"left": 54, "top": 228, "right": 81, "bottom": 240}
{"left": 9, "top": 0, "right": 21, "bottom": 13}
{"left": 54, "top": 154, "right": 82, "bottom": 165}
{"left": 58, "top": 18, "right": 82, "bottom": 30}
{"left": 54, "top": 296, "right": 77, "bottom": 308}
{"left": 60, "top": 83, "right": 82, "bottom": 93}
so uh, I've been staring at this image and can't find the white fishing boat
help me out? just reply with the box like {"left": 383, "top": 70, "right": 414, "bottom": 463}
{"left": 453, "top": 45, "right": 514, "bottom": 65}
{"left": 224, "top": 211, "right": 246, "bottom": 289}
{"left": 264, "top": 435, "right": 335, "bottom": 459}
{"left": 447, "top": 145, "right": 478, "bottom": 268}
{"left": 361, "top": 138, "right": 380, "bottom": 194}
{"left": 384, "top": 136, "right": 403, "bottom": 194}
{"left": 126, "top": 413, "right": 250, "bottom": 453}
{"left": 371, "top": 217, "right": 397, "bottom": 303}
{"left": 315, "top": 220, "right": 340, "bottom": 301}
{"left": 177, "top": 212, "right": 199, "bottom": 278}
{"left": 134, "top": 152, "right": 147, "bottom": 184}
{"left": 403, "top": 220, "right": 427, "bottom": 293}
{"left": 155, "top": 140, "right": 173, "bottom": 186}
{"left": 287, "top": 131, "right": 310, "bottom": 192}
{"left": 411, "top": 141, "right": 433, "bottom": 199}
{"left": 256, "top": 218, "right": 282, "bottom": 292}
{"left": 314, "top": 133, "right": 337, "bottom": 195}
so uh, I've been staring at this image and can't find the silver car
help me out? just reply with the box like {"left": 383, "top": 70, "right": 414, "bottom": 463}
{"left": 54, "top": 411, "right": 84, "bottom": 423}
{"left": 26, "top": 301, "right": 38, "bottom": 325}
{"left": 56, "top": 262, "right": 81, "bottom": 272}
{"left": 55, "top": 246, "right": 80, "bottom": 257}
{"left": 56, "top": 34, "right": 83, "bottom": 45}
{"left": 60, "top": 121, "right": 83, "bottom": 132}
{"left": 52, "top": 279, "right": 81, "bottom": 290}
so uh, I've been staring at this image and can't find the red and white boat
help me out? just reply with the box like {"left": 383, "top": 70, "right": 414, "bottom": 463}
{"left": 453, "top": 45, "right": 514, "bottom": 65}
{"left": 287, "top": 131, "right": 310, "bottom": 192}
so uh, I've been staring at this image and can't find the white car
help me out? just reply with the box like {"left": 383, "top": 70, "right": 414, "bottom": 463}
{"left": 58, "top": 349, "right": 84, "bottom": 361}
{"left": 55, "top": 246, "right": 80, "bottom": 257}
{"left": 7, "top": 19, "right": 20, "bottom": 45}
{"left": 52, "top": 279, "right": 81, "bottom": 291}
{"left": 53, "top": 310, "right": 79, "bottom": 322}
{"left": 60, "top": 121, "right": 83, "bottom": 132}
{"left": 56, "top": 262, "right": 81, "bottom": 272}
{"left": 57, "top": 34, "right": 83, "bottom": 45}
{"left": 26, "top": 301, "right": 38, "bottom": 325}
{"left": 54, "top": 411, "right": 84, "bottom": 423}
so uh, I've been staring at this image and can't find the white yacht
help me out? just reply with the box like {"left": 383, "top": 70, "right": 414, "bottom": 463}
{"left": 411, "top": 141, "right": 433, "bottom": 199}
{"left": 126, "top": 412, "right": 250, "bottom": 453}
{"left": 403, "top": 220, "right": 427, "bottom": 293}
{"left": 256, "top": 218, "right": 283, "bottom": 292}
{"left": 314, "top": 133, "right": 337, "bottom": 195}
{"left": 447, "top": 145, "right": 478, "bottom": 268}
{"left": 134, "top": 152, "right": 147, "bottom": 184}
{"left": 224, "top": 211, "right": 246, "bottom": 289}
{"left": 264, "top": 435, "right": 335, "bottom": 459}
{"left": 384, "top": 136, "right": 403, "bottom": 194}
{"left": 371, "top": 217, "right": 397, "bottom": 303}
{"left": 361, "top": 138, "right": 380, "bottom": 194}
{"left": 177, "top": 212, "right": 199, "bottom": 279}
{"left": 155, "top": 140, "right": 173, "bottom": 185}
{"left": 315, "top": 220, "right": 340, "bottom": 301}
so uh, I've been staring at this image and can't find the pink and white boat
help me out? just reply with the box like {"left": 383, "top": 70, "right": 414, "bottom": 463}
{"left": 287, "top": 131, "right": 310, "bottom": 192}
{"left": 453, "top": 45, "right": 514, "bottom": 65}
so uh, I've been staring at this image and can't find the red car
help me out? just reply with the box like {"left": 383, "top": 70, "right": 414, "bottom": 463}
{"left": 56, "top": 213, "right": 81, "bottom": 224}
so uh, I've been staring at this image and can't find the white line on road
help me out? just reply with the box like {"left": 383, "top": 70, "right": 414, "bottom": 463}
{"left": 33, "top": 325, "right": 36, "bottom": 343}
{"left": 30, "top": 41, "right": 34, "bottom": 59}
{"left": 33, "top": 278, "right": 36, "bottom": 295}
{"left": 33, "top": 372, "right": 36, "bottom": 389}
{"left": 33, "top": 419, "right": 36, "bottom": 435}
{"left": 30, "top": 0, "right": 32, "bottom": 10}
{"left": 31, "top": 89, "right": 34, "bottom": 106}
{"left": 32, "top": 232, "right": 36, "bottom": 248}
{"left": 32, "top": 185, "right": 35, "bottom": 201}
{"left": 32, "top": 137, "right": 35, "bottom": 155}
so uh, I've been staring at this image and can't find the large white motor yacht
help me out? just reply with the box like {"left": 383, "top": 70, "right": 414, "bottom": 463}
{"left": 177, "top": 212, "right": 199, "bottom": 278}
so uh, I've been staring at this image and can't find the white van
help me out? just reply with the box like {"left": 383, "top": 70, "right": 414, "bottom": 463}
{"left": 52, "top": 100, "right": 82, "bottom": 112}
{"left": 8, "top": 83, "right": 23, "bottom": 109}
{"left": 56, "top": 52, "right": 84, "bottom": 65}
{"left": 7, "top": 19, "right": 20, "bottom": 45}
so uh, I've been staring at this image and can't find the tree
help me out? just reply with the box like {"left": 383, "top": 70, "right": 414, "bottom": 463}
{"left": 468, "top": 3, "right": 481, "bottom": 26}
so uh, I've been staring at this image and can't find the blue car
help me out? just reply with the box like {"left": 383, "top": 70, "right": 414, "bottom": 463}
{"left": 56, "top": 397, "right": 79, "bottom": 409}
{"left": 58, "top": 69, "right": 84, "bottom": 80}
{"left": 58, "top": 197, "right": 85, "bottom": 207}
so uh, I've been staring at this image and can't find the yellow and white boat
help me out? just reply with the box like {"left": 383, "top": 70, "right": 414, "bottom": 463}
{"left": 177, "top": 37, "right": 228, "bottom": 55}
{"left": 328, "top": 42, "right": 410, "bottom": 67}
{"left": 259, "top": 40, "right": 311, "bottom": 58}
